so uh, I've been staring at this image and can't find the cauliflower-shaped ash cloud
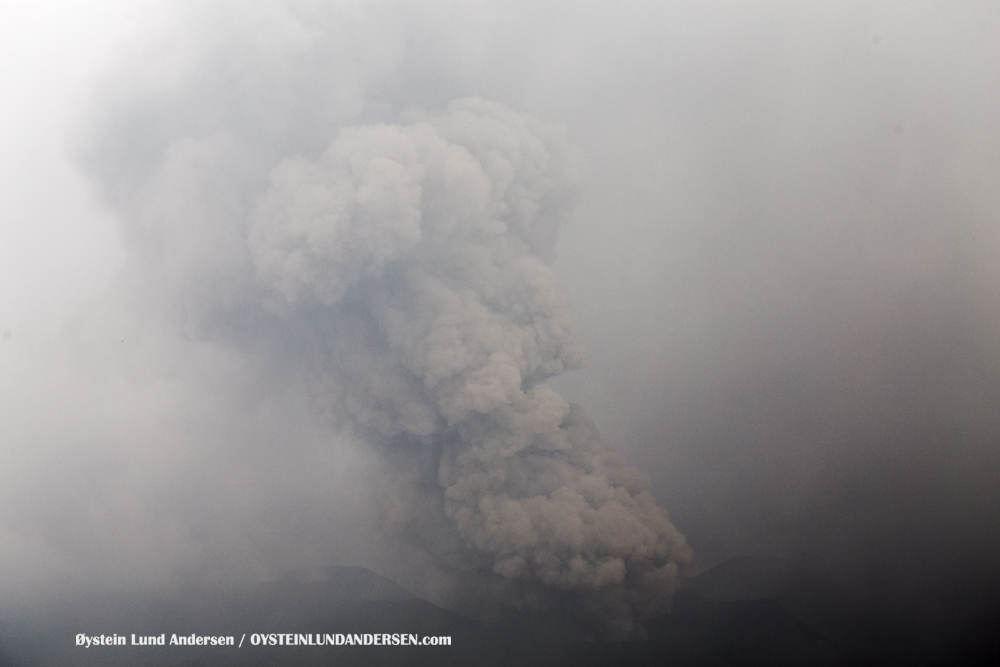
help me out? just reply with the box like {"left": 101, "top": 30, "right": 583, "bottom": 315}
{"left": 243, "top": 98, "right": 690, "bottom": 634}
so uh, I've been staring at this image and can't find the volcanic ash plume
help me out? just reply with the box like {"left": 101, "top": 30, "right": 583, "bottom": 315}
{"left": 98, "top": 97, "right": 690, "bottom": 634}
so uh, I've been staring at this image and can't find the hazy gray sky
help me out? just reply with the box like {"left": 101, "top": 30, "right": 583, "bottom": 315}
{"left": 2, "top": 0, "right": 999, "bottom": 616}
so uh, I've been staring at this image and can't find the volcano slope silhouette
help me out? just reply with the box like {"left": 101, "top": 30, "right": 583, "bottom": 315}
{"left": 1, "top": 562, "right": 997, "bottom": 666}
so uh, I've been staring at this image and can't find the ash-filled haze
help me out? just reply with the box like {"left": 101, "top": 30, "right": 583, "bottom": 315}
{"left": 3, "top": 0, "right": 1000, "bottom": 639}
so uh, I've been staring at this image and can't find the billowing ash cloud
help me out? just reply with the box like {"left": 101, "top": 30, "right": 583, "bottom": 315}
{"left": 249, "top": 100, "right": 690, "bottom": 626}
{"left": 73, "top": 5, "right": 689, "bottom": 635}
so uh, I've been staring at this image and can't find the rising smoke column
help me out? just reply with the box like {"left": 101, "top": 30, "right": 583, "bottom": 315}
{"left": 78, "top": 7, "right": 689, "bottom": 632}
{"left": 245, "top": 99, "right": 691, "bottom": 633}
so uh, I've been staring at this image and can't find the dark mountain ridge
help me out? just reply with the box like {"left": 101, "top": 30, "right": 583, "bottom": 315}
{"left": 1, "top": 560, "right": 996, "bottom": 666}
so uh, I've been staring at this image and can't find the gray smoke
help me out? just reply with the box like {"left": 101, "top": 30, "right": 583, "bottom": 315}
{"left": 7, "top": 0, "right": 1000, "bottom": 641}
{"left": 249, "top": 100, "right": 690, "bottom": 625}
{"left": 73, "top": 3, "right": 690, "bottom": 636}
{"left": 6, "top": 2, "right": 1000, "bottom": 644}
